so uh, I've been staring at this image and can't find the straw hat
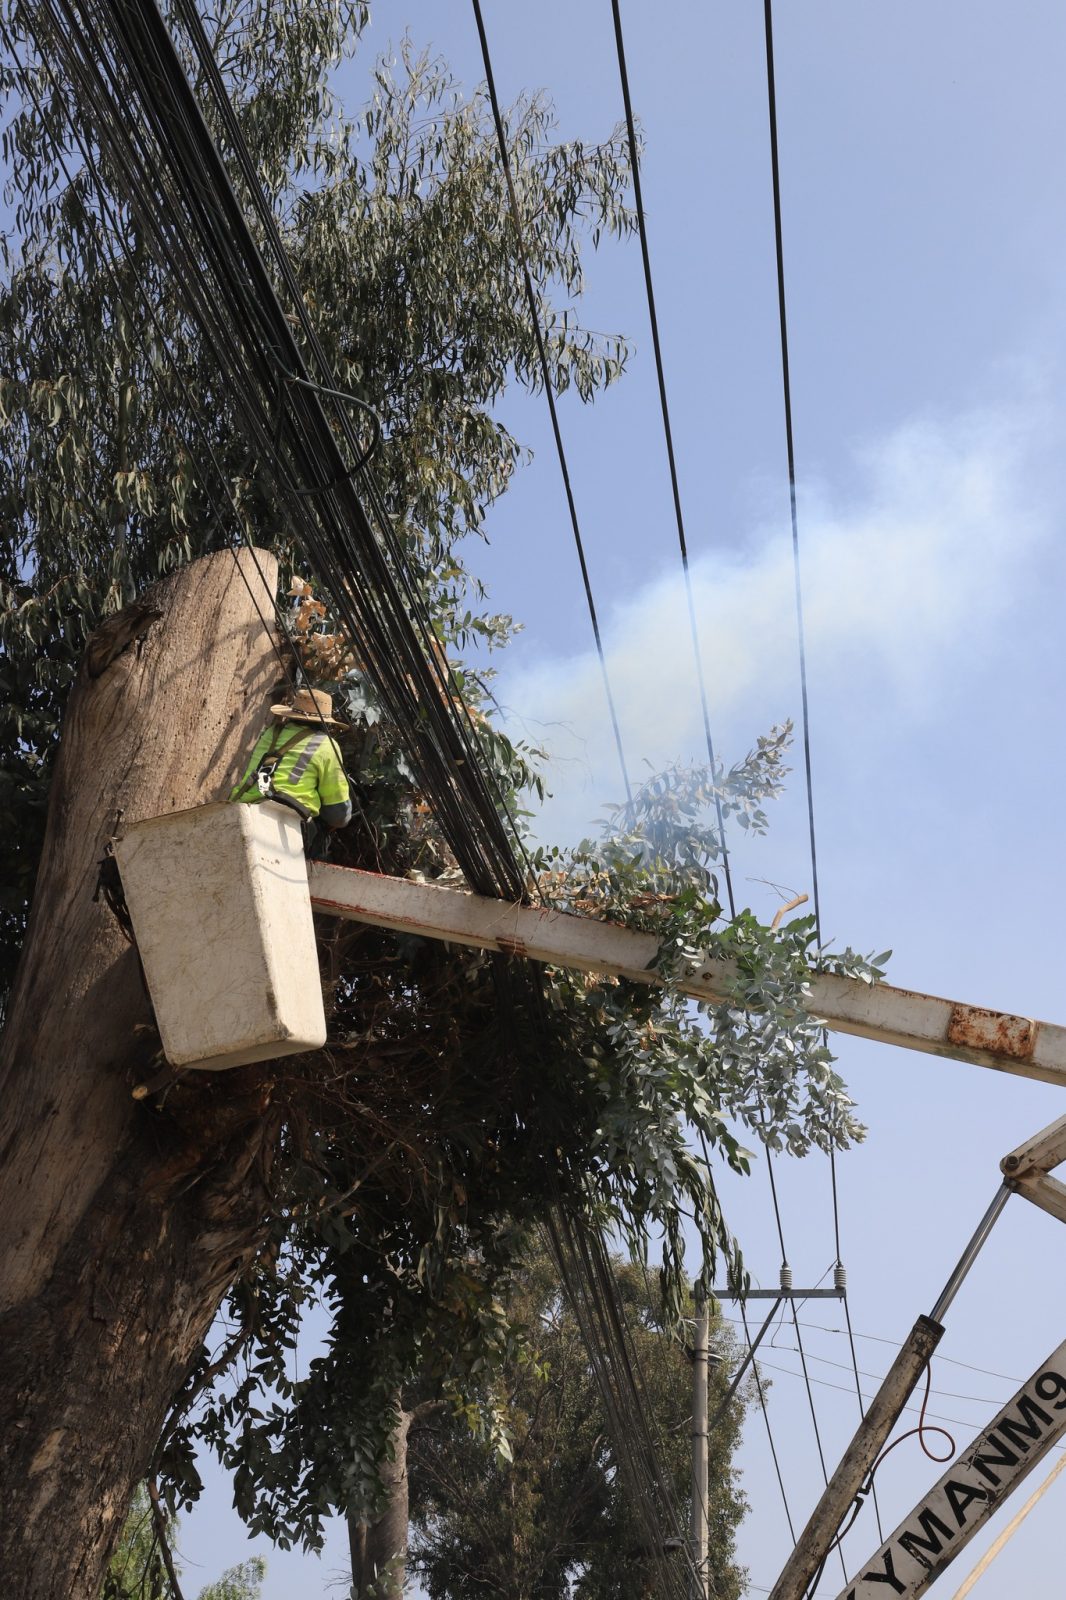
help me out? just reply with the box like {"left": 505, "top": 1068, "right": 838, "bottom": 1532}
{"left": 270, "top": 687, "right": 347, "bottom": 729}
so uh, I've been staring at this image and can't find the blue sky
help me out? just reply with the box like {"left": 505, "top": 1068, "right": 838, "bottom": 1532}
{"left": 179, "top": 2, "right": 1066, "bottom": 1595}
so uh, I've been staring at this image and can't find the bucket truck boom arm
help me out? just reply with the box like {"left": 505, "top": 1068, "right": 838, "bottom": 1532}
{"left": 766, "top": 1112, "right": 1066, "bottom": 1600}
{"left": 829, "top": 1330, "right": 1066, "bottom": 1600}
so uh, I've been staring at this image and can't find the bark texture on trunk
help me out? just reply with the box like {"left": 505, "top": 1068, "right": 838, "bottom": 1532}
{"left": 348, "top": 1408, "right": 413, "bottom": 1599}
{"left": 0, "top": 549, "right": 284, "bottom": 1600}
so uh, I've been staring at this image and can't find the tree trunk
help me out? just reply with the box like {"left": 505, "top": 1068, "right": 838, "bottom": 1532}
{"left": 0, "top": 548, "right": 284, "bottom": 1599}
{"left": 348, "top": 1407, "right": 412, "bottom": 1599}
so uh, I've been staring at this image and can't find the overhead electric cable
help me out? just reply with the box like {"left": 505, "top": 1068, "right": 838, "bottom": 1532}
{"left": 748, "top": 1357, "right": 1053, "bottom": 1437}
{"left": 739, "top": 1301, "right": 797, "bottom": 1544}
{"left": 763, "top": 1344, "right": 1014, "bottom": 1407}
{"left": 470, "top": 0, "right": 632, "bottom": 807}
{"left": 23, "top": 0, "right": 536, "bottom": 904}
{"left": 164, "top": 0, "right": 501, "bottom": 869}
{"left": 0, "top": 14, "right": 288, "bottom": 682}
{"left": 609, "top": 0, "right": 735, "bottom": 916}
{"left": 761, "top": 1169, "right": 845, "bottom": 1582}
{"left": 544, "top": 1210, "right": 694, "bottom": 1600}
{"left": 760, "top": 1, "right": 880, "bottom": 1552}
{"left": 748, "top": 1096, "right": 843, "bottom": 1576}
{"left": 768, "top": 1321, "right": 1023, "bottom": 1384}
{"left": 761, "top": 0, "right": 820, "bottom": 936}
{"left": 826, "top": 1160, "right": 884, "bottom": 1540}
{"left": 0, "top": 8, "right": 360, "bottom": 766}
{"left": 610, "top": 4, "right": 850, "bottom": 1553}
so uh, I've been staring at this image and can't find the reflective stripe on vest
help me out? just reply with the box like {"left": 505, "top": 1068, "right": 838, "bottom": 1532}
{"left": 287, "top": 730, "right": 327, "bottom": 783}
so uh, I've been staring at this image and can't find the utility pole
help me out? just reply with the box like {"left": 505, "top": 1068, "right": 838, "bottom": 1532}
{"left": 0, "top": 548, "right": 283, "bottom": 1600}
{"left": 690, "top": 1299, "right": 709, "bottom": 1600}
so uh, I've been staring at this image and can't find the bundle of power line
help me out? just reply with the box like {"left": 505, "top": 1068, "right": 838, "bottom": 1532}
{"left": 13, "top": 0, "right": 524, "bottom": 902}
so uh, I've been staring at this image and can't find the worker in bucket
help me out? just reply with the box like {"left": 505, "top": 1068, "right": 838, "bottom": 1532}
{"left": 231, "top": 687, "right": 352, "bottom": 850}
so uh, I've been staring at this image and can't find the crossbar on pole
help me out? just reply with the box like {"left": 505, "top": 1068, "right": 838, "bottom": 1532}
{"left": 712, "top": 1289, "right": 844, "bottom": 1300}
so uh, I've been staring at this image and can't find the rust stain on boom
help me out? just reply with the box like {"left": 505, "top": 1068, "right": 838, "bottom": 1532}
{"left": 947, "top": 1004, "right": 1035, "bottom": 1062}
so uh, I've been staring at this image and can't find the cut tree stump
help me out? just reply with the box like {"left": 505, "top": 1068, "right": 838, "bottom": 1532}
{"left": 0, "top": 549, "right": 287, "bottom": 1600}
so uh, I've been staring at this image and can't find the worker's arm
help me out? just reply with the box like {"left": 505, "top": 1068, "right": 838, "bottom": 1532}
{"left": 315, "top": 739, "right": 352, "bottom": 830}
{"left": 320, "top": 799, "right": 352, "bottom": 830}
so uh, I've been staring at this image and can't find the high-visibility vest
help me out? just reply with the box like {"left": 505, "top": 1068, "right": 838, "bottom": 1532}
{"left": 231, "top": 721, "right": 349, "bottom": 819}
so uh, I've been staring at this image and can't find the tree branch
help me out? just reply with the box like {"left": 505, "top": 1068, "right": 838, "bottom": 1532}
{"left": 155, "top": 1309, "right": 255, "bottom": 1466}
{"left": 146, "top": 1478, "right": 185, "bottom": 1600}
{"left": 410, "top": 1397, "right": 448, "bottom": 1425}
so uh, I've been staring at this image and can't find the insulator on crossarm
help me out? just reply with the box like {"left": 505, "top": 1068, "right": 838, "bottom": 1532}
{"left": 834, "top": 1262, "right": 847, "bottom": 1293}
{"left": 779, "top": 1264, "right": 793, "bottom": 1292}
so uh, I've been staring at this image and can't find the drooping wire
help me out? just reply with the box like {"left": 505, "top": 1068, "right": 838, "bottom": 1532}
{"left": 544, "top": 1209, "right": 695, "bottom": 1600}
{"left": 608, "top": 0, "right": 735, "bottom": 917}
{"left": 469, "top": 0, "right": 632, "bottom": 808}
{"left": 760, "top": 2, "right": 882, "bottom": 1558}
{"left": 0, "top": 8, "right": 332, "bottom": 752}
{"left": 803, "top": 1363, "right": 954, "bottom": 1595}
{"left": 738, "top": 1300, "right": 796, "bottom": 1544}
{"left": 21, "top": 0, "right": 537, "bottom": 904}
{"left": 761, "top": 1161, "right": 846, "bottom": 1582}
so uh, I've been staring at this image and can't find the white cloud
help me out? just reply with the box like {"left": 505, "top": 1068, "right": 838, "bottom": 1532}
{"left": 496, "top": 398, "right": 1057, "bottom": 845}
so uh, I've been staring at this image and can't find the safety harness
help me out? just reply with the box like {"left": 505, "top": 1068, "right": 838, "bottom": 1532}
{"left": 232, "top": 724, "right": 329, "bottom": 820}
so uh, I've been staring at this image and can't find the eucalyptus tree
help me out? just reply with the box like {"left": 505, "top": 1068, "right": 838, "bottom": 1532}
{"left": 0, "top": 4, "right": 881, "bottom": 1597}
{"left": 408, "top": 1250, "right": 749, "bottom": 1600}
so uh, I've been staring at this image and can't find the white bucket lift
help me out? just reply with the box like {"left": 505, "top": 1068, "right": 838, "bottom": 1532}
{"left": 114, "top": 800, "right": 326, "bottom": 1071}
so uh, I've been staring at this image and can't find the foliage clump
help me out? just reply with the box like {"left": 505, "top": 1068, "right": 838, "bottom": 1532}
{"left": 409, "top": 1249, "right": 749, "bottom": 1600}
{"left": 538, "top": 737, "right": 881, "bottom": 1308}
